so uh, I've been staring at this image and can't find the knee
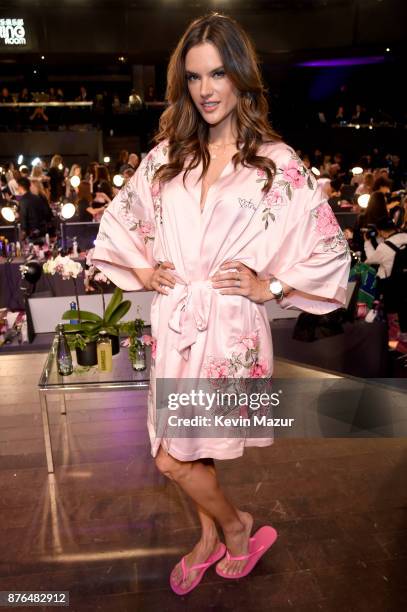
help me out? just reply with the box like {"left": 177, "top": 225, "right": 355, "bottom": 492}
{"left": 155, "top": 449, "right": 190, "bottom": 481}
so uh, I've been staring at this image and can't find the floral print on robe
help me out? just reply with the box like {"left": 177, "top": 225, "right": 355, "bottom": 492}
{"left": 92, "top": 140, "right": 351, "bottom": 461}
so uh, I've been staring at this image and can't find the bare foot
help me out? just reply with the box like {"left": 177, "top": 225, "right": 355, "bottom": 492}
{"left": 171, "top": 535, "right": 221, "bottom": 590}
{"left": 217, "top": 510, "right": 254, "bottom": 576}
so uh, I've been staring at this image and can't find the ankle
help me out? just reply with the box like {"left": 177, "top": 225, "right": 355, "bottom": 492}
{"left": 199, "top": 529, "right": 219, "bottom": 547}
{"left": 222, "top": 518, "right": 245, "bottom": 536}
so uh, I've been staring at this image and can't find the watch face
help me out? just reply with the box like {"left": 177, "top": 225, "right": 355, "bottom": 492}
{"left": 270, "top": 280, "right": 283, "bottom": 294}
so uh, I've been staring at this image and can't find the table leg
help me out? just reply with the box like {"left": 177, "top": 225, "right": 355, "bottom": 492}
{"left": 39, "top": 391, "right": 54, "bottom": 473}
{"left": 60, "top": 393, "right": 67, "bottom": 415}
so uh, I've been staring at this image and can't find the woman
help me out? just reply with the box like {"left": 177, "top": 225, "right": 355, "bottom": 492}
{"left": 74, "top": 180, "right": 103, "bottom": 222}
{"left": 92, "top": 13, "right": 350, "bottom": 594}
{"left": 115, "top": 149, "right": 129, "bottom": 173}
{"left": 92, "top": 164, "right": 113, "bottom": 199}
{"left": 48, "top": 154, "right": 65, "bottom": 202}
{"left": 65, "top": 163, "right": 82, "bottom": 199}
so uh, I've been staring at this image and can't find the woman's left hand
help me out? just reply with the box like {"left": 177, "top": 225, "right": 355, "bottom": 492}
{"left": 210, "top": 260, "right": 269, "bottom": 304}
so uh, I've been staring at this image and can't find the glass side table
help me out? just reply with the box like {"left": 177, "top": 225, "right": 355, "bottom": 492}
{"left": 38, "top": 334, "right": 150, "bottom": 473}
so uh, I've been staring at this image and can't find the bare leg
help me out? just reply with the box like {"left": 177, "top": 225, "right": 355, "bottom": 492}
{"left": 155, "top": 447, "right": 253, "bottom": 581}
{"left": 170, "top": 503, "right": 220, "bottom": 588}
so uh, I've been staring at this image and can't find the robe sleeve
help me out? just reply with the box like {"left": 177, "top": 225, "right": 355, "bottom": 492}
{"left": 260, "top": 146, "right": 351, "bottom": 315}
{"left": 91, "top": 157, "right": 157, "bottom": 291}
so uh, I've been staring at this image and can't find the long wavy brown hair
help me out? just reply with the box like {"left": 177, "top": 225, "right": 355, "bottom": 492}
{"left": 155, "top": 13, "right": 281, "bottom": 192}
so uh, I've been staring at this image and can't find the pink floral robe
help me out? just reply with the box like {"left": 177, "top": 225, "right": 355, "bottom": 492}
{"left": 92, "top": 140, "right": 351, "bottom": 461}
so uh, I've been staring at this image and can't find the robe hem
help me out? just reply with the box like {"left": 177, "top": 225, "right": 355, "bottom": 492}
{"left": 150, "top": 439, "right": 274, "bottom": 462}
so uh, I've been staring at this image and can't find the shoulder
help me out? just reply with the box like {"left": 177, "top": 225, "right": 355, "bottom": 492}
{"left": 260, "top": 141, "right": 319, "bottom": 207}
{"left": 138, "top": 140, "right": 169, "bottom": 183}
{"left": 391, "top": 232, "right": 407, "bottom": 246}
{"left": 259, "top": 140, "right": 299, "bottom": 166}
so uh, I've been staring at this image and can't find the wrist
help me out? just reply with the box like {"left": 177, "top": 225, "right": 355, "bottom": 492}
{"left": 268, "top": 277, "right": 285, "bottom": 302}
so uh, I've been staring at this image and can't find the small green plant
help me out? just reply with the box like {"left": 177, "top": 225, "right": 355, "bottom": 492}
{"left": 119, "top": 317, "right": 145, "bottom": 362}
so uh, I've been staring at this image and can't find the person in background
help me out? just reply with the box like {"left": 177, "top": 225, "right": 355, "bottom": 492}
{"left": 364, "top": 216, "right": 407, "bottom": 350}
{"left": 48, "top": 154, "right": 65, "bottom": 202}
{"left": 363, "top": 177, "right": 392, "bottom": 226}
{"left": 76, "top": 86, "right": 88, "bottom": 102}
{"left": 29, "top": 106, "right": 49, "bottom": 130}
{"left": 30, "top": 178, "right": 51, "bottom": 209}
{"left": 18, "top": 87, "right": 32, "bottom": 103}
{"left": 74, "top": 180, "right": 104, "bottom": 222}
{"left": 48, "top": 88, "right": 57, "bottom": 102}
{"left": 17, "top": 177, "right": 52, "bottom": 240}
{"left": 92, "top": 165, "right": 112, "bottom": 199}
{"left": 127, "top": 153, "right": 140, "bottom": 171}
{"left": 0, "top": 174, "right": 12, "bottom": 201}
{"left": 351, "top": 104, "right": 369, "bottom": 124}
{"left": 145, "top": 85, "right": 157, "bottom": 102}
{"left": 7, "top": 169, "right": 20, "bottom": 196}
{"left": 17, "top": 87, "right": 32, "bottom": 127}
{"left": 65, "top": 163, "right": 82, "bottom": 199}
{"left": 334, "top": 106, "right": 347, "bottom": 124}
{"left": 326, "top": 178, "right": 343, "bottom": 211}
{"left": 0, "top": 87, "right": 12, "bottom": 103}
{"left": 355, "top": 172, "right": 374, "bottom": 195}
{"left": 115, "top": 149, "right": 129, "bottom": 173}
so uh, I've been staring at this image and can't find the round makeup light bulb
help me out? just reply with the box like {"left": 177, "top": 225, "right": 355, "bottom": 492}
{"left": 358, "top": 194, "right": 370, "bottom": 208}
{"left": 113, "top": 174, "right": 124, "bottom": 187}
{"left": 1, "top": 206, "right": 16, "bottom": 223}
{"left": 352, "top": 167, "right": 363, "bottom": 175}
{"left": 61, "top": 202, "right": 76, "bottom": 219}
{"left": 70, "top": 175, "right": 81, "bottom": 188}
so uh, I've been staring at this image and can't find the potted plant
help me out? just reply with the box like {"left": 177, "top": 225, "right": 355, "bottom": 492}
{"left": 62, "top": 287, "right": 132, "bottom": 366}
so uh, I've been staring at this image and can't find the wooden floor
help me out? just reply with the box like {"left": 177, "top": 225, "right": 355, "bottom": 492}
{"left": 0, "top": 352, "right": 406, "bottom": 611}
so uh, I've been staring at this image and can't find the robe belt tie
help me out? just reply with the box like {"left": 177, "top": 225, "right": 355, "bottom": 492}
{"left": 168, "top": 280, "right": 214, "bottom": 360}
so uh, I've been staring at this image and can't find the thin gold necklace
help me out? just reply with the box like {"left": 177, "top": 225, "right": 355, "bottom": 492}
{"left": 208, "top": 141, "right": 236, "bottom": 159}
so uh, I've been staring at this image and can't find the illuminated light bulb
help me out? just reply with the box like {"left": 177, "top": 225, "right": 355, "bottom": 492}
{"left": 61, "top": 203, "right": 76, "bottom": 219}
{"left": 17, "top": 154, "right": 24, "bottom": 164}
{"left": 1, "top": 206, "right": 16, "bottom": 223}
{"left": 113, "top": 174, "right": 124, "bottom": 187}
{"left": 31, "top": 157, "right": 41, "bottom": 166}
{"left": 103, "top": 156, "right": 110, "bottom": 163}
{"left": 58, "top": 163, "right": 64, "bottom": 170}
{"left": 352, "top": 167, "right": 364, "bottom": 175}
{"left": 311, "top": 167, "right": 320, "bottom": 176}
{"left": 19, "top": 165, "right": 28, "bottom": 172}
{"left": 70, "top": 175, "right": 81, "bottom": 188}
{"left": 358, "top": 194, "right": 370, "bottom": 208}
{"left": 355, "top": 124, "right": 360, "bottom": 129}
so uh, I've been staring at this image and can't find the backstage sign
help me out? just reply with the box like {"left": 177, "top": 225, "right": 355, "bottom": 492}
{"left": 0, "top": 18, "right": 26, "bottom": 45}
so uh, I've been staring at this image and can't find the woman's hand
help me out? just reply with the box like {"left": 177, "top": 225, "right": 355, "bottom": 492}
{"left": 139, "top": 261, "right": 176, "bottom": 294}
{"left": 211, "top": 260, "right": 292, "bottom": 303}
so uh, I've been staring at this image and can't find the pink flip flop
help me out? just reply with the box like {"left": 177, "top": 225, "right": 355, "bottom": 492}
{"left": 170, "top": 542, "right": 226, "bottom": 595}
{"left": 215, "top": 525, "right": 278, "bottom": 579}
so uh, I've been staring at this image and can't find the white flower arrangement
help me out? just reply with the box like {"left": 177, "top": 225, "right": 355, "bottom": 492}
{"left": 43, "top": 255, "right": 83, "bottom": 280}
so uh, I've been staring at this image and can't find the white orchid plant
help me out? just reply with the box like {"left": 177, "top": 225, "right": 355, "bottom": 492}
{"left": 43, "top": 254, "right": 83, "bottom": 323}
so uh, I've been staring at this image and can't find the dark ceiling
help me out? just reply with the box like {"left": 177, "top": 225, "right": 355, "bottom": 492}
{"left": 0, "top": 0, "right": 405, "bottom": 65}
